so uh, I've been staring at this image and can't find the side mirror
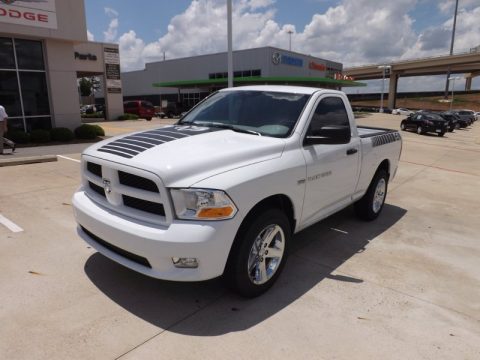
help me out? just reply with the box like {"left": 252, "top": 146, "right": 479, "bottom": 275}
{"left": 304, "top": 126, "right": 351, "bottom": 145}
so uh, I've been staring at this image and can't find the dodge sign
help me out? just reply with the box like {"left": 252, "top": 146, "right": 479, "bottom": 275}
{"left": 0, "top": 0, "right": 57, "bottom": 29}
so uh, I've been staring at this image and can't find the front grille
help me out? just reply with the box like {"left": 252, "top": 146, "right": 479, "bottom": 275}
{"left": 89, "top": 181, "right": 106, "bottom": 197}
{"left": 81, "top": 226, "right": 151, "bottom": 268}
{"left": 87, "top": 162, "right": 102, "bottom": 177}
{"left": 123, "top": 195, "right": 165, "bottom": 216}
{"left": 119, "top": 171, "right": 159, "bottom": 192}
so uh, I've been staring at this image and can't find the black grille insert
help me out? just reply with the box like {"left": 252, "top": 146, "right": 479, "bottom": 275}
{"left": 81, "top": 227, "right": 151, "bottom": 268}
{"left": 89, "top": 182, "right": 106, "bottom": 197}
{"left": 87, "top": 162, "right": 102, "bottom": 177}
{"left": 119, "top": 171, "right": 159, "bottom": 193}
{"left": 123, "top": 195, "right": 165, "bottom": 216}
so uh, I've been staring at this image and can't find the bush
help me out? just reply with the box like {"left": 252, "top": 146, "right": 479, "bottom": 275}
{"left": 50, "top": 127, "right": 74, "bottom": 142}
{"left": 90, "top": 124, "right": 105, "bottom": 136}
{"left": 5, "top": 130, "right": 30, "bottom": 144}
{"left": 30, "top": 129, "right": 51, "bottom": 143}
{"left": 118, "top": 113, "right": 139, "bottom": 120}
{"left": 74, "top": 124, "right": 97, "bottom": 140}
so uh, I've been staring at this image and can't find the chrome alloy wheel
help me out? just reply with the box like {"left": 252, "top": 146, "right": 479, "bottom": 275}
{"left": 373, "top": 178, "right": 386, "bottom": 213}
{"left": 247, "top": 224, "right": 285, "bottom": 285}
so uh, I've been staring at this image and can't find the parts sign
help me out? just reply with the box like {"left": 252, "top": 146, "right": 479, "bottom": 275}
{"left": 0, "top": 0, "right": 57, "bottom": 29}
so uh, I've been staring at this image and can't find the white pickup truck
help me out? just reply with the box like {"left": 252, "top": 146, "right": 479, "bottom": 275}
{"left": 73, "top": 85, "right": 402, "bottom": 297}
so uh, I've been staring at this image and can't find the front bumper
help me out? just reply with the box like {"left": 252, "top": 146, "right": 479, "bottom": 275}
{"left": 73, "top": 189, "right": 243, "bottom": 281}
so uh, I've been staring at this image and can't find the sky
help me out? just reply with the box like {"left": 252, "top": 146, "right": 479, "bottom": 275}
{"left": 85, "top": 0, "right": 480, "bottom": 93}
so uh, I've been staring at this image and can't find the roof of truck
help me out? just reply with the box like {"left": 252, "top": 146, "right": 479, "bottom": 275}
{"left": 219, "top": 85, "right": 344, "bottom": 95}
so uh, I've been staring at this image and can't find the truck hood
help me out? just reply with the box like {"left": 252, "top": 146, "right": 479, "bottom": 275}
{"left": 83, "top": 125, "right": 286, "bottom": 187}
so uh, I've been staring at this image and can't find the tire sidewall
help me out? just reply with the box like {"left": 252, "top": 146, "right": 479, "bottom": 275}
{"left": 228, "top": 209, "right": 291, "bottom": 297}
{"left": 355, "top": 169, "right": 388, "bottom": 221}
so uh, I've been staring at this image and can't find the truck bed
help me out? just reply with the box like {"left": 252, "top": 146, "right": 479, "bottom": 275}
{"left": 357, "top": 126, "right": 399, "bottom": 138}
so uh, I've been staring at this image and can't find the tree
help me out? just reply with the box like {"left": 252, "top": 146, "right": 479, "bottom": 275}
{"left": 78, "top": 77, "right": 101, "bottom": 97}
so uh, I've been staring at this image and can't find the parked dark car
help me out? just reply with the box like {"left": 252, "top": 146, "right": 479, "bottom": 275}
{"left": 453, "top": 110, "right": 475, "bottom": 126}
{"left": 123, "top": 100, "right": 155, "bottom": 120}
{"left": 442, "top": 111, "right": 469, "bottom": 128}
{"left": 439, "top": 112, "right": 460, "bottom": 132}
{"left": 400, "top": 112, "right": 449, "bottom": 136}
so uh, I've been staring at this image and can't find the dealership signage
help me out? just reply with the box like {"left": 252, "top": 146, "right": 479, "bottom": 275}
{"left": 74, "top": 52, "right": 97, "bottom": 61}
{"left": 272, "top": 52, "right": 304, "bottom": 67}
{"left": 104, "top": 47, "right": 122, "bottom": 94}
{"left": 0, "top": 0, "right": 57, "bottom": 29}
{"left": 309, "top": 61, "right": 326, "bottom": 72}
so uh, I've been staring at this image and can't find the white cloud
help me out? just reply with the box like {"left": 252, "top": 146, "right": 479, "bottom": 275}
{"left": 103, "top": 7, "right": 119, "bottom": 43}
{"left": 87, "top": 30, "right": 94, "bottom": 41}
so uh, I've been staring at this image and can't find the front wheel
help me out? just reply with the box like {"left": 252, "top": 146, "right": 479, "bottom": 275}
{"left": 438, "top": 131, "right": 445, "bottom": 137}
{"left": 226, "top": 209, "right": 290, "bottom": 297}
{"left": 400, "top": 121, "right": 406, "bottom": 131}
{"left": 417, "top": 126, "right": 423, "bottom": 135}
{"left": 354, "top": 169, "right": 388, "bottom": 221}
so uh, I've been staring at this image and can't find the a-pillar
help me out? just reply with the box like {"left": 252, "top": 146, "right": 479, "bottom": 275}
{"left": 387, "top": 72, "right": 399, "bottom": 109}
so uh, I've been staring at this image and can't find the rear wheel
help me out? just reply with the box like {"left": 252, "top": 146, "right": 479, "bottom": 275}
{"left": 226, "top": 209, "right": 290, "bottom": 297}
{"left": 145, "top": 117, "right": 152, "bottom": 121}
{"left": 438, "top": 131, "right": 445, "bottom": 137}
{"left": 354, "top": 169, "right": 388, "bottom": 221}
{"left": 417, "top": 126, "right": 423, "bottom": 135}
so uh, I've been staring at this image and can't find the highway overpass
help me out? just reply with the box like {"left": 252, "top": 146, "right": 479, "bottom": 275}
{"left": 343, "top": 52, "right": 480, "bottom": 109}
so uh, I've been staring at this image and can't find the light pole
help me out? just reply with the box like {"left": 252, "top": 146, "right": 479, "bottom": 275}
{"left": 444, "top": 0, "right": 459, "bottom": 99}
{"left": 378, "top": 65, "right": 391, "bottom": 113}
{"left": 227, "top": 0, "right": 233, "bottom": 88}
{"left": 448, "top": 76, "right": 461, "bottom": 111}
{"left": 287, "top": 30, "right": 293, "bottom": 51}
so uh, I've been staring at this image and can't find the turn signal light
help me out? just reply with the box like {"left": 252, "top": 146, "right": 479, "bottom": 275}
{"left": 197, "top": 207, "right": 234, "bottom": 218}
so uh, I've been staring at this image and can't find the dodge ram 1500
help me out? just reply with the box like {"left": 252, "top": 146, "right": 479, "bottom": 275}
{"left": 73, "top": 85, "right": 402, "bottom": 297}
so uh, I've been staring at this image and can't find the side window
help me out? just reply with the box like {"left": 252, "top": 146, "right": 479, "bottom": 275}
{"left": 308, "top": 96, "right": 350, "bottom": 135}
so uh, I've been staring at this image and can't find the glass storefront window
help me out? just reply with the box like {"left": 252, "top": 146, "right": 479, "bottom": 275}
{"left": 15, "top": 39, "right": 45, "bottom": 70}
{"left": 0, "top": 71, "right": 22, "bottom": 117}
{"left": 0, "top": 38, "right": 51, "bottom": 132}
{"left": 0, "top": 37, "right": 15, "bottom": 69}
{"left": 19, "top": 72, "right": 50, "bottom": 116}
{"left": 26, "top": 117, "right": 52, "bottom": 132}
{"left": 5, "top": 118, "right": 24, "bottom": 132}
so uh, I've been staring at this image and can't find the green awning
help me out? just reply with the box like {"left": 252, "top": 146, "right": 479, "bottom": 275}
{"left": 153, "top": 76, "right": 366, "bottom": 88}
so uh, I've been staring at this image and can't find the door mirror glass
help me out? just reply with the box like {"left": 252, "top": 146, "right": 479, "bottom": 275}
{"left": 304, "top": 125, "right": 351, "bottom": 145}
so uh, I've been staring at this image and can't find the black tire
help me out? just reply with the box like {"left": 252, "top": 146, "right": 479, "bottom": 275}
{"left": 226, "top": 209, "right": 290, "bottom": 298}
{"left": 354, "top": 169, "right": 388, "bottom": 221}
{"left": 417, "top": 126, "right": 423, "bottom": 135}
{"left": 438, "top": 131, "right": 445, "bottom": 137}
{"left": 145, "top": 117, "right": 152, "bottom": 121}
{"left": 400, "top": 121, "right": 406, "bottom": 131}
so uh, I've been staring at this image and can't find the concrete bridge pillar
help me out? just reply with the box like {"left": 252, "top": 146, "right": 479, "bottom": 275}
{"left": 465, "top": 76, "right": 472, "bottom": 91}
{"left": 387, "top": 72, "right": 399, "bottom": 109}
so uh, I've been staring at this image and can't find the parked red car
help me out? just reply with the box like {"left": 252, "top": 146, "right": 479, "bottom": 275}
{"left": 123, "top": 100, "right": 155, "bottom": 120}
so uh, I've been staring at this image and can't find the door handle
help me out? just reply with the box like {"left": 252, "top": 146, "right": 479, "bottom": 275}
{"left": 346, "top": 148, "right": 358, "bottom": 155}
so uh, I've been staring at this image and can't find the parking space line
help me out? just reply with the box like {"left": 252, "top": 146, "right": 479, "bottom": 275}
{"left": 0, "top": 214, "right": 24, "bottom": 233}
{"left": 57, "top": 155, "right": 81, "bottom": 163}
{"left": 400, "top": 160, "right": 479, "bottom": 177}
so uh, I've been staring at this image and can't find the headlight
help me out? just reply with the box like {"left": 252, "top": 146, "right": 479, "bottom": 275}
{"left": 170, "top": 189, "right": 237, "bottom": 220}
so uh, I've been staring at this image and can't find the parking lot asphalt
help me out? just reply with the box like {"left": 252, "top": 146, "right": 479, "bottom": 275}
{"left": 0, "top": 114, "right": 479, "bottom": 359}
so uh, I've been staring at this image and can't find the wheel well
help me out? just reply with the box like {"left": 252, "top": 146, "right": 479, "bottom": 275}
{"left": 378, "top": 159, "right": 390, "bottom": 179}
{"left": 242, "top": 195, "right": 296, "bottom": 234}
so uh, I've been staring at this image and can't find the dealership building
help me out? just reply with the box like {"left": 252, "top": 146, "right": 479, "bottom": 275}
{"left": 0, "top": 0, "right": 124, "bottom": 132}
{"left": 122, "top": 47, "right": 363, "bottom": 109}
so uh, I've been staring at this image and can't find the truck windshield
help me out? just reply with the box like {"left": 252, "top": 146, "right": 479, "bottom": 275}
{"left": 179, "top": 90, "right": 310, "bottom": 138}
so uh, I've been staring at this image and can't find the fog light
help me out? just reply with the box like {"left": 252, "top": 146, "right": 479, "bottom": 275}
{"left": 172, "top": 257, "right": 199, "bottom": 268}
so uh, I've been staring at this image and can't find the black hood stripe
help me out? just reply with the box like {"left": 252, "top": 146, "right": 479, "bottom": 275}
{"left": 97, "top": 125, "right": 221, "bottom": 159}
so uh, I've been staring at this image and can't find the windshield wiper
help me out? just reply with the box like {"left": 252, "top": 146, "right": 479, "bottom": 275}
{"left": 189, "top": 121, "right": 262, "bottom": 136}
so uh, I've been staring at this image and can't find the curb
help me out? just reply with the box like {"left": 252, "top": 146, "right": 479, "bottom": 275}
{"left": 0, "top": 155, "right": 58, "bottom": 167}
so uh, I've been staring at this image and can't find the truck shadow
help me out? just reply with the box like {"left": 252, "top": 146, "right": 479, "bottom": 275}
{"left": 84, "top": 203, "right": 406, "bottom": 336}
